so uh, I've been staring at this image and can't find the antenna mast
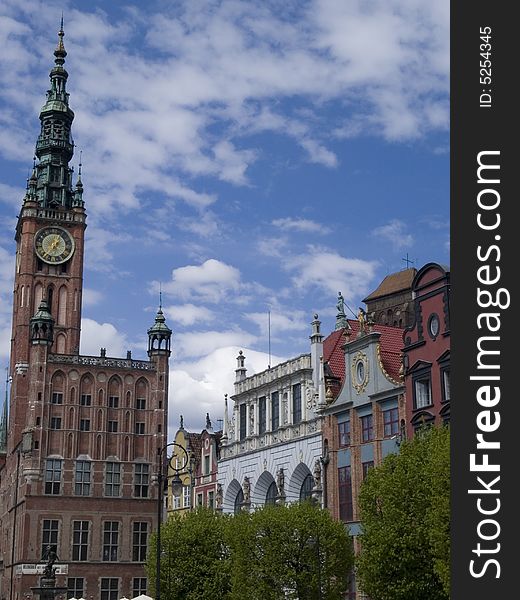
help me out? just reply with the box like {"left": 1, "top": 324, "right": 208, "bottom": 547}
{"left": 268, "top": 310, "right": 271, "bottom": 369}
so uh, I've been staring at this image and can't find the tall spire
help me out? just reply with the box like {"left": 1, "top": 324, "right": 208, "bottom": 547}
{"left": 30, "top": 18, "right": 78, "bottom": 210}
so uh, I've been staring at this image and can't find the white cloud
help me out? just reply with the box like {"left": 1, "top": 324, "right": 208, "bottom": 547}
{"left": 256, "top": 237, "right": 288, "bottom": 258}
{"left": 285, "top": 246, "right": 378, "bottom": 302}
{"left": 174, "top": 329, "right": 258, "bottom": 359}
{"left": 0, "top": 244, "right": 14, "bottom": 359}
{"left": 272, "top": 217, "right": 330, "bottom": 234}
{"left": 80, "top": 318, "right": 129, "bottom": 357}
{"left": 169, "top": 345, "right": 285, "bottom": 436}
{"left": 244, "top": 310, "right": 308, "bottom": 337}
{"left": 163, "top": 303, "right": 215, "bottom": 327}
{"left": 82, "top": 288, "right": 103, "bottom": 307}
{"left": 371, "top": 219, "right": 414, "bottom": 250}
{"left": 162, "top": 259, "right": 241, "bottom": 303}
{"left": 0, "top": 0, "right": 448, "bottom": 228}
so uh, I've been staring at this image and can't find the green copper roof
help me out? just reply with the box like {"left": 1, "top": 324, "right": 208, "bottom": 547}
{"left": 147, "top": 307, "right": 172, "bottom": 336}
{"left": 27, "top": 18, "right": 83, "bottom": 211}
{"left": 31, "top": 299, "right": 54, "bottom": 324}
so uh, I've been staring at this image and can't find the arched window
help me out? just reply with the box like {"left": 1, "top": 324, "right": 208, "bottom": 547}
{"left": 265, "top": 481, "right": 277, "bottom": 505}
{"left": 300, "top": 474, "right": 314, "bottom": 502}
{"left": 58, "top": 286, "right": 67, "bottom": 325}
{"left": 56, "top": 333, "right": 66, "bottom": 354}
{"left": 234, "top": 489, "right": 244, "bottom": 515}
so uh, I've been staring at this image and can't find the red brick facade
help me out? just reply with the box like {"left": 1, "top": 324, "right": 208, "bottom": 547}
{"left": 402, "top": 263, "right": 450, "bottom": 437}
{"left": 0, "top": 34, "right": 170, "bottom": 600}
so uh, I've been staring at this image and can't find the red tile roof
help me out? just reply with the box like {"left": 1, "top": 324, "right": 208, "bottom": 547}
{"left": 323, "top": 320, "right": 404, "bottom": 392}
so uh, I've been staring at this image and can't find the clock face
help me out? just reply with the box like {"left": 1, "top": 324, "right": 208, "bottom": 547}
{"left": 34, "top": 226, "right": 75, "bottom": 264}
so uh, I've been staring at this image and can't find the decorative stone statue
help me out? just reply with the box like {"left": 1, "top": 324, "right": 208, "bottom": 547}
{"left": 206, "top": 412, "right": 212, "bottom": 430}
{"left": 336, "top": 292, "right": 345, "bottom": 314}
{"left": 42, "top": 544, "right": 58, "bottom": 578}
{"left": 313, "top": 458, "right": 322, "bottom": 490}
{"left": 243, "top": 476, "right": 251, "bottom": 503}
{"left": 216, "top": 483, "right": 223, "bottom": 508}
{"left": 180, "top": 414, "right": 184, "bottom": 429}
{"left": 335, "top": 292, "right": 348, "bottom": 330}
{"left": 358, "top": 307, "right": 367, "bottom": 334}
{"left": 276, "top": 467, "right": 285, "bottom": 497}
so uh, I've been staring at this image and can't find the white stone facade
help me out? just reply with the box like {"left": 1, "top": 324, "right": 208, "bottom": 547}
{"left": 218, "top": 351, "right": 325, "bottom": 513}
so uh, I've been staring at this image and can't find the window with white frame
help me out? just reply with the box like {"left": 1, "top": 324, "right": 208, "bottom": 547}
{"left": 105, "top": 462, "right": 121, "bottom": 497}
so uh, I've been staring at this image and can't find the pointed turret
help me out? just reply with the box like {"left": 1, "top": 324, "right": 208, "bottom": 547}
{"left": 235, "top": 350, "right": 247, "bottom": 382}
{"left": 30, "top": 299, "right": 55, "bottom": 345}
{"left": 310, "top": 313, "right": 324, "bottom": 389}
{"left": 221, "top": 395, "right": 229, "bottom": 443}
{"left": 32, "top": 18, "right": 77, "bottom": 209}
{"left": 73, "top": 154, "right": 84, "bottom": 207}
{"left": 147, "top": 306, "right": 172, "bottom": 357}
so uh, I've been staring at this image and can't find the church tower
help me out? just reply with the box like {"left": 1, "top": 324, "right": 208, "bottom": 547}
{"left": 0, "top": 23, "right": 171, "bottom": 600}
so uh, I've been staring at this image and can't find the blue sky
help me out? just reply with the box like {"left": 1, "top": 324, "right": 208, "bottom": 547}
{"left": 0, "top": 0, "right": 449, "bottom": 436}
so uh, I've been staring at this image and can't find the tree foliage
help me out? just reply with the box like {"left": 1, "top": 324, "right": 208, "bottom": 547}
{"left": 228, "top": 501, "right": 354, "bottom": 600}
{"left": 146, "top": 503, "right": 354, "bottom": 600}
{"left": 356, "top": 426, "right": 450, "bottom": 600}
{"left": 146, "top": 507, "right": 232, "bottom": 600}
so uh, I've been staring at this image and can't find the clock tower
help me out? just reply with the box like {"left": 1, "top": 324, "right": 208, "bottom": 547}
{"left": 1, "top": 23, "right": 171, "bottom": 600}
{"left": 11, "top": 18, "right": 86, "bottom": 372}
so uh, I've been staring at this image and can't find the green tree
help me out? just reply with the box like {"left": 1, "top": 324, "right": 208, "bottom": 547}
{"left": 146, "top": 507, "right": 232, "bottom": 600}
{"left": 228, "top": 502, "right": 354, "bottom": 600}
{"left": 356, "top": 426, "right": 450, "bottom": 600}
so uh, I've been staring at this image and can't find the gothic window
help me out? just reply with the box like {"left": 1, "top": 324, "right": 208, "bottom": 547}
{"left": 108, "top": 377, "right": 122, "bottom": 408}
{"left": 300, "top": 474, "right": 314, "bottom": 502}
{"left": 265, "top": 481, "right": 277, "bottom": 505}
{"left": 56, "top": 333, "right": 67, "bottom": 354}
{"left": 58, "top": 286, "right": 67, "bottom": 325}
{"left": 234, "top": 488, "right": 244, "bottom": 515}
{"left": 136, "top": 378, "right": 149, "bottom": 407}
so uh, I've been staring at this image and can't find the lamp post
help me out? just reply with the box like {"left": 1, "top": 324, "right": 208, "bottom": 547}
{"left": 155, "top": 442, "right": 190, "bottom": 600}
